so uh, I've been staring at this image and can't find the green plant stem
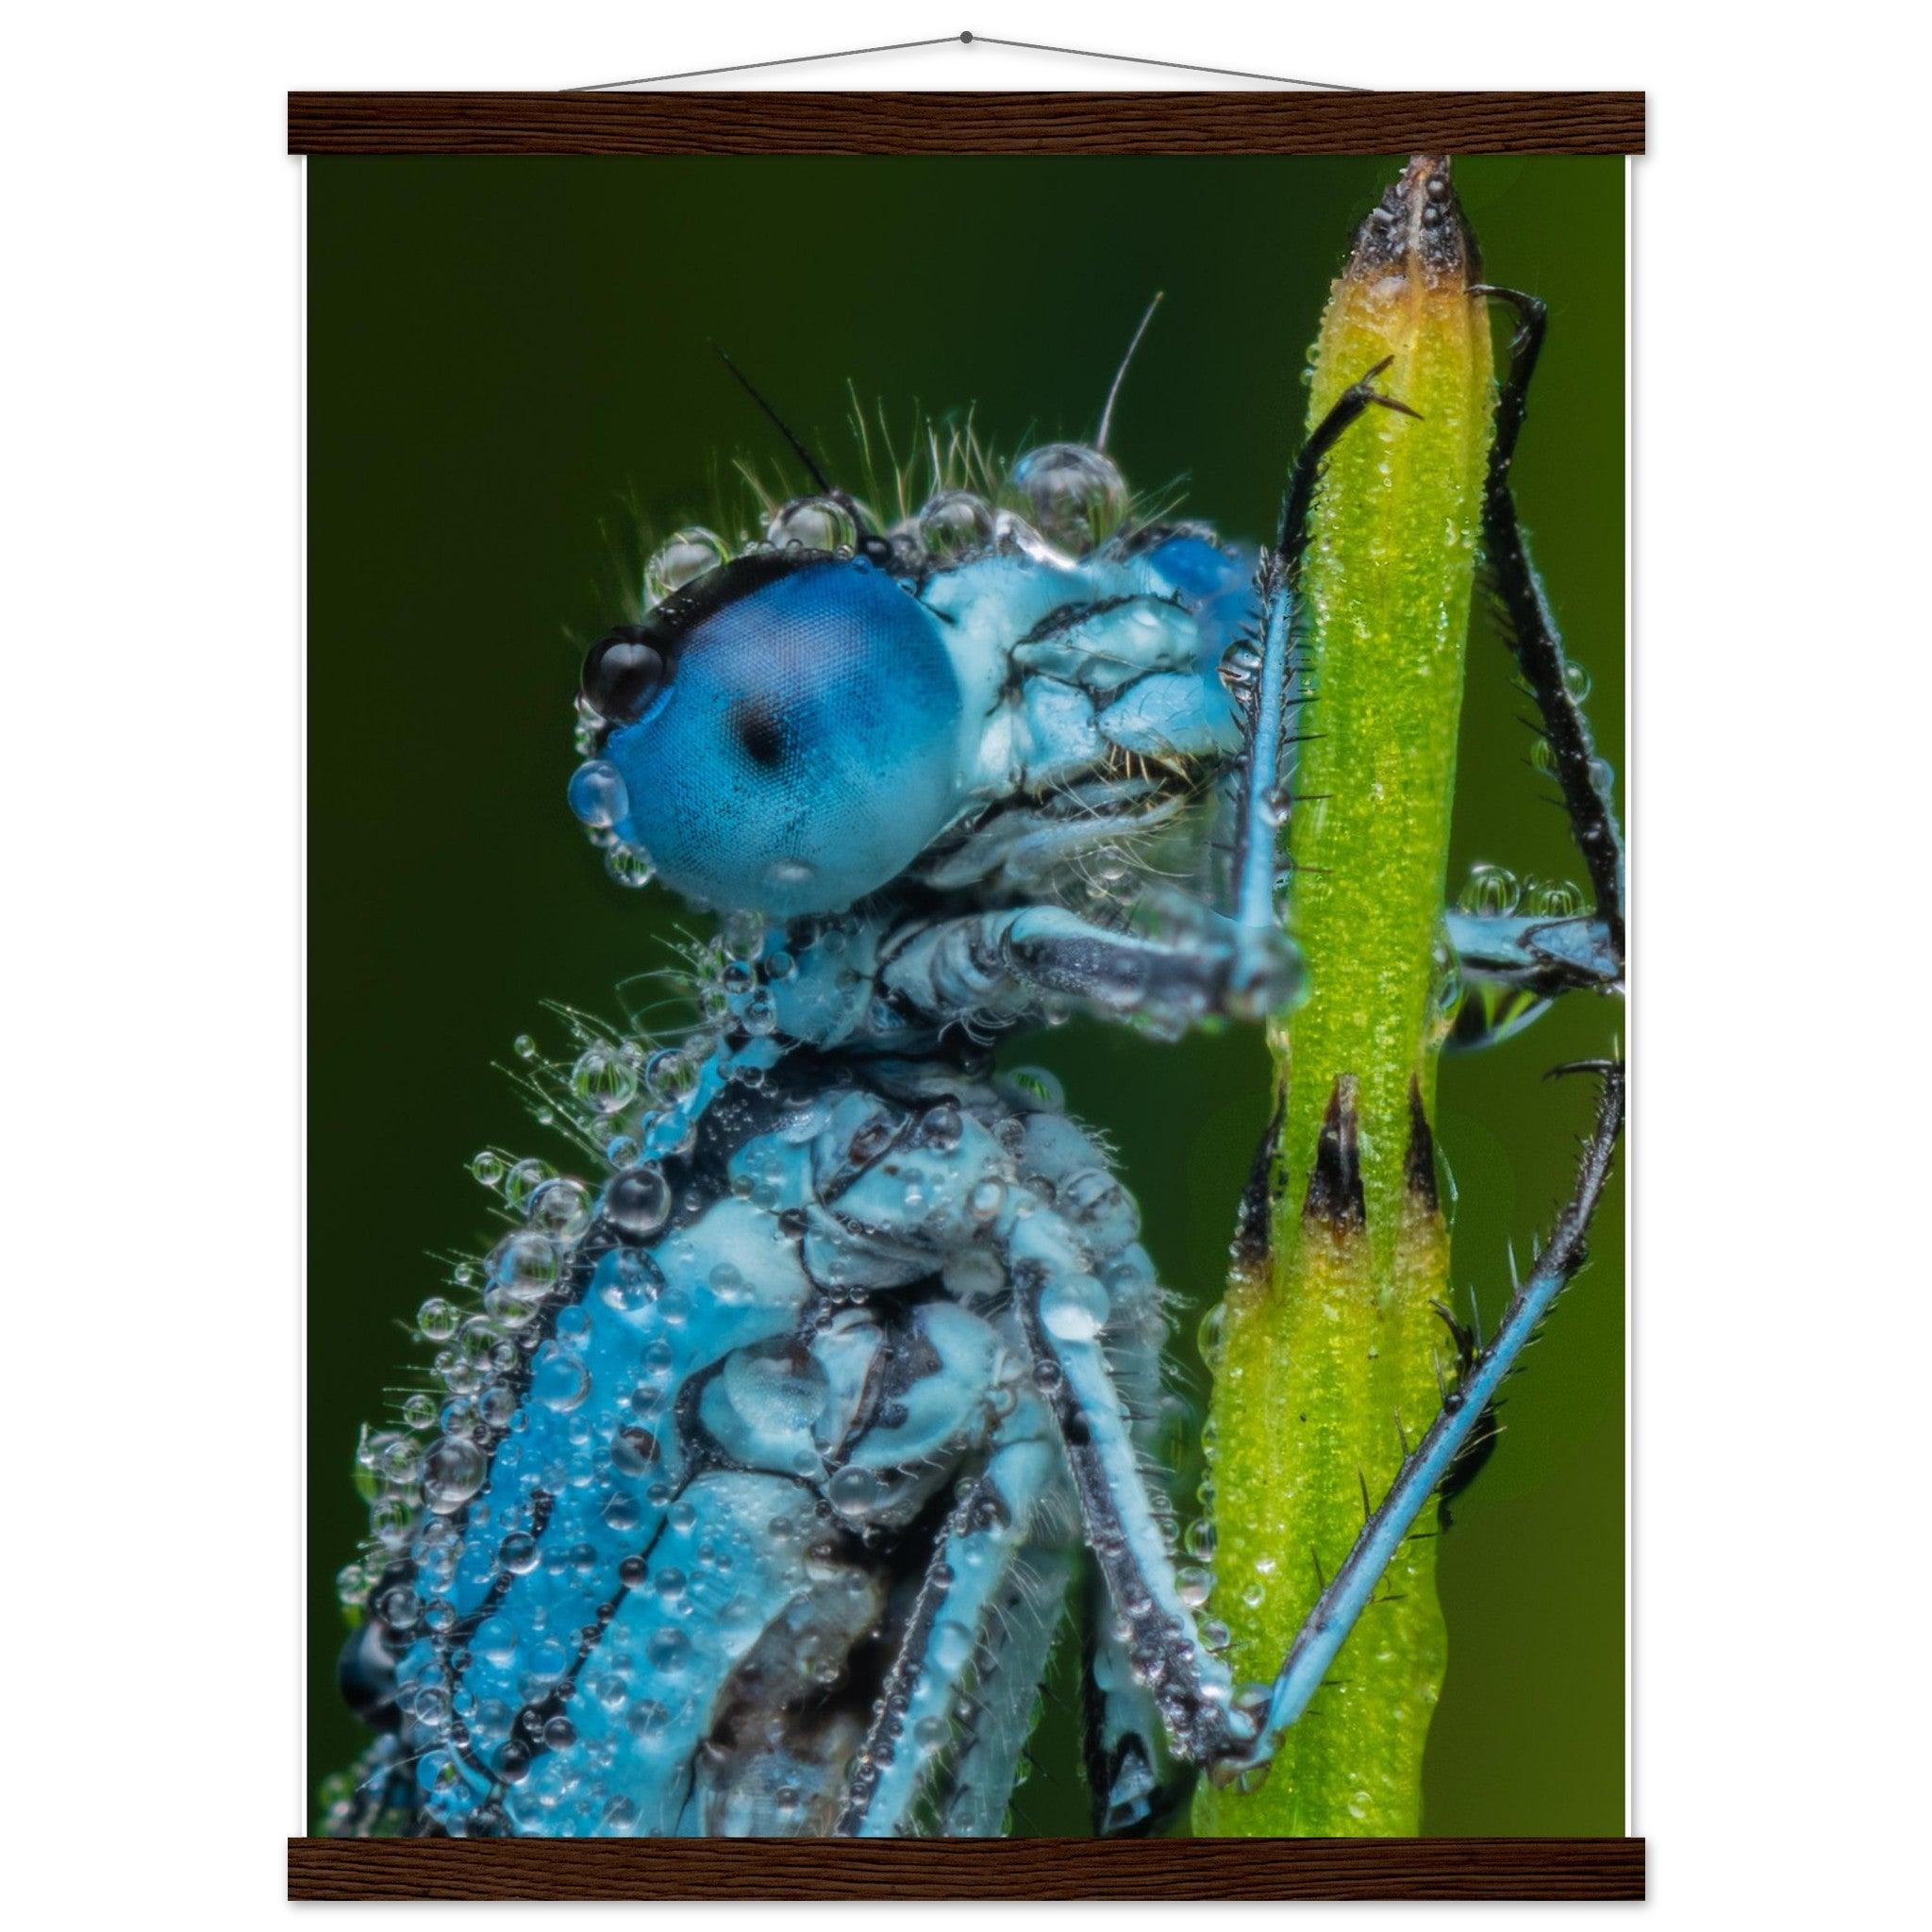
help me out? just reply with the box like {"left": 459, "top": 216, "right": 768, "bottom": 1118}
{"left": 1194, "top": 157, "right": 1494, "bottom": 1838}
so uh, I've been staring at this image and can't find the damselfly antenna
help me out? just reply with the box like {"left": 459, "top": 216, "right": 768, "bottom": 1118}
{"left": 1095, "top": 291, "right": 1164, "bottom": 454}
{"left": 710, "top": 341, "right": 837, "bottom": 497}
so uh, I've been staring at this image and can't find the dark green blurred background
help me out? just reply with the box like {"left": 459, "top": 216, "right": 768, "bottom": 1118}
{"left": 308, "top": 154, "right": 1624, "bottom": 1835}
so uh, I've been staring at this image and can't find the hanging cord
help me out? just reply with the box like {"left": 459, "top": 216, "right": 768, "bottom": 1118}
{"left": 569, "top": 28, "right": 1366, "bottom": 93}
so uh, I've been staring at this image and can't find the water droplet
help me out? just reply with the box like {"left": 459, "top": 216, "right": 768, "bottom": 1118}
{"left": 532, "top": 1352, "right": 590, "bottom": 1413}
{"left": 932, "top": 1621, "right": 975, "bottom": 1672}
{"left": 1003, "top": 1065, "right": 1065, "bottom": 1112}
{"left": 765, "top": 495, "right": 857, "bottom": 553}
{"left": 418, "top": 1297, "right": 460, "bottom": 1342}
{"left": 827, "top": 1464, "right": 880, "bottom": 1514}
{"left": 370, "top": 1495, "right": 415, "bottom": 1546}
{"left": 968, "top": 1178, "right": 1006, "bottom": 1224}
{"left": 487, "top": 1229, "right": 559, "bottom": 1302}
{"left": 606, "top": 843, "right": 657, "bottom": 891}
{"left": 918, "top": 489, "right": 995, "bottom": 560}
{"left": 498, "top": 1532, "right": 540, "bottom": 1575}
{"left": 503, "top": 1158, "right": 554, "bottom": 1212}
{"left": 645, "top": 1627, "right": 691, "bottom": 1674}
{"left": 1061, "top": 1168, "right": 1139, "bottom": 1238}
{"left": 644, "top": 526, "right": 727, "bottom": 604}
{"left": 570, "top": 1042, "right": 638, "bottom": 1116}
{"left": 528, "top": 1176, "right": 592, "bottom": 1241}
{"left": 607, "top": 1164, "right": 671, "bottom": 1239}
{"left": 1040, "top": 1273, "right": 1109, "bottom": 1342}
{"left": 1008, "top": 443, "right": 1126, "bottom": 554}
{"left": 612, "top": 1425, "right": 659, "bottom": 1477}
{"left": 708, "top": 1261, "right": 751, "bottom": 1307}
{"left": 1196, "top": 1302, "right": 1227, "bottom": 1371}
{"left": 422, "top": 1435, "right": 487, "bottom": 1511}
{"left": 379, "top": 1583, "right": 423, "bottom": 1629}
{"left": 1457, "top": 863, "right": 1520, "bottom": 918}
{"left": 645, "top": 1049, "right": 699, "bottom": 1104}
{"left": 567, "top": 758, "right": 629, "bottom": 830}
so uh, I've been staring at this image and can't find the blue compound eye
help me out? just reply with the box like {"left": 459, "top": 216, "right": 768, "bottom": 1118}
{"left": 579, "top": 556, "right": 963, "bottom": 916}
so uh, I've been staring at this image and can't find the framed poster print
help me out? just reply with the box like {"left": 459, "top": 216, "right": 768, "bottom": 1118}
{"left": 293, "top": 88, "right": 1640, "bottom": 1901}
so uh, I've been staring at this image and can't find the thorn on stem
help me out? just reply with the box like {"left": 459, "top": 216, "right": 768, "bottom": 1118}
{"left": 1303, "top": 1076, "right": 1366, "bottom": 1231}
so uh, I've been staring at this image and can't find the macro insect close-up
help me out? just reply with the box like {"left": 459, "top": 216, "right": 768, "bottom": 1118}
{"left": 310, "top": 151, "right": 1627, "bottom": 1841}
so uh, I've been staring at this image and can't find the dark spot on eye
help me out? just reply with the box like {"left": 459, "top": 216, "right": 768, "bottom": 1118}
{"left": 732, "top": 698, "right": 787, "bottom": 769}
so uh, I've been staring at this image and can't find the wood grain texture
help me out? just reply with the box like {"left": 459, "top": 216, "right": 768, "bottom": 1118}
{"left": 289, "top": 1835, "right": 1644, "bottom": 1901}
{"left": 287, "top": 92, "right": 1644, "bottom": 158}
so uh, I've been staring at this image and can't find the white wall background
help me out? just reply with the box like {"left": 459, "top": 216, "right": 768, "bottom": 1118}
{"left": 3, "top": 5, "right": 1924, "bottom": 1924}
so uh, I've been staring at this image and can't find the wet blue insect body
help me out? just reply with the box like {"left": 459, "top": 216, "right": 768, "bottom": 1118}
{"left": 329, "top": 291, "right": 1624, "bottom": 1839}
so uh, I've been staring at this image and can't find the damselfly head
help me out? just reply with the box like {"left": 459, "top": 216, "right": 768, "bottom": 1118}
{"left": 571, "top": 323, "right": 1250, "bottom": 921}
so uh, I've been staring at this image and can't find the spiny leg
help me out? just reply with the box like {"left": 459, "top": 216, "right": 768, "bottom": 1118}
{"left": 1081, "top": 1557, "right": 1191, "bottom": 1837}
{"left": 1073, "top": 1229, "right": 1195, "bottom": 1838}
{"left": 994, "top": 1189, "right": 1251, "bottom": 1770}
{"left": 832, "top": 1408, "right": 1063, "bottom": 1838}
{"left": 941, "top": 1539, "right": 1076, "bottom": 1839}
{"left": 1231, "top": 358, "right": 1420, "bottom": 943}
{"left": 1238, "top": 1061, "right": 1624, "bottom": 1770}
{"left": 877, "top": 900, "right": 1303, "bottom": 1036}
{"left": 1473, "top": 284, "right": 1626, "bottom": 958}
{"left": 997, "top": 1108, "right": 1192, "bottom": 1834}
